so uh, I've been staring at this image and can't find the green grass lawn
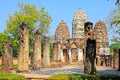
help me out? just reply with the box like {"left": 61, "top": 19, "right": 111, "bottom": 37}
{"left": 0, "top": 65, "right": 25, "bottom": 80}
{"left": 48, "top": 74, "right": 120, "bottom": 80}
{"left": 0, "top": 73, "right": 26, "bottom": 80}
{"left": 48, "top": 74, "right": 69, "bottom": 80}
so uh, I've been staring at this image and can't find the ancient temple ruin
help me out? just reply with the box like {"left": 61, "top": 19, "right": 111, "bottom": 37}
{"left": 94, "top": 20, "right": 109, "bottom": 55}
{"left": 55, "top": 20, "right": 70, "bottom": 43}
{"left": 94, "top": 20, "right": 110, "bottom": 66}
{"left": 52, "top": 20, "right": 70, "bottom": 63}
{"left": 52, "top": 8, "right": 110, "bottom": 65}
{"left": 52, "top": 9, "right": 87, "bottom": 64}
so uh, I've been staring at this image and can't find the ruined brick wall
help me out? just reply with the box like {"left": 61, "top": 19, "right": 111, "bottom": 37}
{"left": 67, "top": 39, "right": 85, "bottom": 49}
{"left": 67, "top": 39, "right": 85, "bottom": 63}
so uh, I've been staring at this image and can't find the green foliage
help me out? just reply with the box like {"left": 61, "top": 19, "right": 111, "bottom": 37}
{"left": 108, "top": 7, "right": 120, "bottom": 26}
{"left": 0, "top": 73, "right": 26, "bottom": 80}
{"left": 110, "top": 43, "right": 120, "bottom": 55}
{"left": 107, "top": 6, "right": 120, "bottom": 43}
{"left": 48, "top": 74, "right": 120, "bottom": 80}
{"left": 2, "top": 3, "right": 52, "bottom": 57}
{"left": 0, "top": 32, "right": 12, "bottom": 56}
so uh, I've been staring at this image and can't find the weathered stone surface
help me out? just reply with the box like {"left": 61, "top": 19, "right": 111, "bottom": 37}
{"left": 52, "top": 43, "right": 57, "bottom": 61}
{"left": 72, "top": 8, "right": 88, "bottom": 38}
{"left": 43, "top": 37, "right": 50, "bottom": 68}
{"left": 71, "top": 48, "right": 77, "bottom": 62}
{"left": 18, "top": 22, "right": 29, "bottom": 73}
{"left": 84, "top": 22, "right": 94, "bottom": 39}
{"left": 1, "top": 41, "right": 13, "bottom": 73}
{"left": 114, "top": 48, "right": 120, "bottom": 71}
{"left": 32, "top": 30, "right": 41, "bottom": 69}
{"left": 78, "top": 48, "right": 83, "bottom": 62}
{"left": 67, "top": 39, "right": 84, "bottom": 63}
{"left": 57, "top": 42, "right": 62, "bottom": 61}
{"left": 63, "top": 49, "right": 68, "bottom": 63}
{"left": 94, "top": 20, "right": 109, "bottom": 55}
{"left": 55, "top": 20, "right": 70, "bottom": 43}
{"left": 67, "top": 39, "right": 85, "bottom": 49}
{"left": 84, "top": 39, "right": 96, "bottom": 74}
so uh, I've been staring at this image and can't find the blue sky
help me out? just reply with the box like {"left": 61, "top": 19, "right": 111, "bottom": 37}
{"left": 0, "top": 0, "right": 116, "bottom": 37}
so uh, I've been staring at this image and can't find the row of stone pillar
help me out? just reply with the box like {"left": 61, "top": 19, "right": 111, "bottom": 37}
{"left": 18, "top": 22, "right": 50, "bottom": 72}
{"left": 1, "top": 22, "right": 50, "bottom": 73}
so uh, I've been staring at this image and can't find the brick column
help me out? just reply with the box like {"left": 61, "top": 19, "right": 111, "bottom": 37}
{"left": 78, "top": 48, "right": 83, "bottom": 63}
{"left": 114, "top": 48, "right": 120, "bottom": 71}
{"left": 18, "top": 22, "right": 29, "bottom": 73}
{"left": 60, "top": 49, "right": 64, "bottom": 62}
{"left": 33, "top": 30, "right": 41, "bottom": 69}
{"left": 52, "top": 43, "right": 57, "bottom": 61}
{"left": 68, "top": 49, "right": 72, "bottom": 63}
{"left": 2, "top": 42, "right": 13, "bottom": 73}
{"left": 43, "top": 37, "right": 50, "bottom": 68}
{"left": 57, "top": 42, "right": 61, "bottom": 61}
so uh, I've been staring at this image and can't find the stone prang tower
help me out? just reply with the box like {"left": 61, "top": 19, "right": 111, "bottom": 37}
{"left": 72, "top": 8, "right": 88, "bottom": 39}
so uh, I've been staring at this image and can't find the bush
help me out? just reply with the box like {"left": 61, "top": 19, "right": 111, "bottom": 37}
{"left": 0, "top": 73, "right": 26, "bottom": 80}
{"left": 48, "top": 74, "right": 120, "bottom": 80}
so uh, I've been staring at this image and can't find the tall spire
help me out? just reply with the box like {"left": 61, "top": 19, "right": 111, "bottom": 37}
{"left": 72, "top": 8, "right": 88, "bottom": 38}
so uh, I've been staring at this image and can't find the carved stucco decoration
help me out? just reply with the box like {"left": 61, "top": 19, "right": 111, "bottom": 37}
{"left": 72, "top": 8, "right": 88, "bottom": 38}
{"left": 55, "top": 20, "right": 70, "bottom": 43}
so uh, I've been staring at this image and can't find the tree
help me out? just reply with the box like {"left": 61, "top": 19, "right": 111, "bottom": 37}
{"left": 3, "top": 3, "right": 52, "bottom": 57}
{"left": 0, "top": 32, "right": 12, "bottom": 56}
{"left": 107, "top": 0, "right": 120, "bottom": 43}
{"left": 107, "top": 6, "right": 120, "bottom": 43}
{"left": 110, "top": 43, "right": 120, "bottom": 55}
